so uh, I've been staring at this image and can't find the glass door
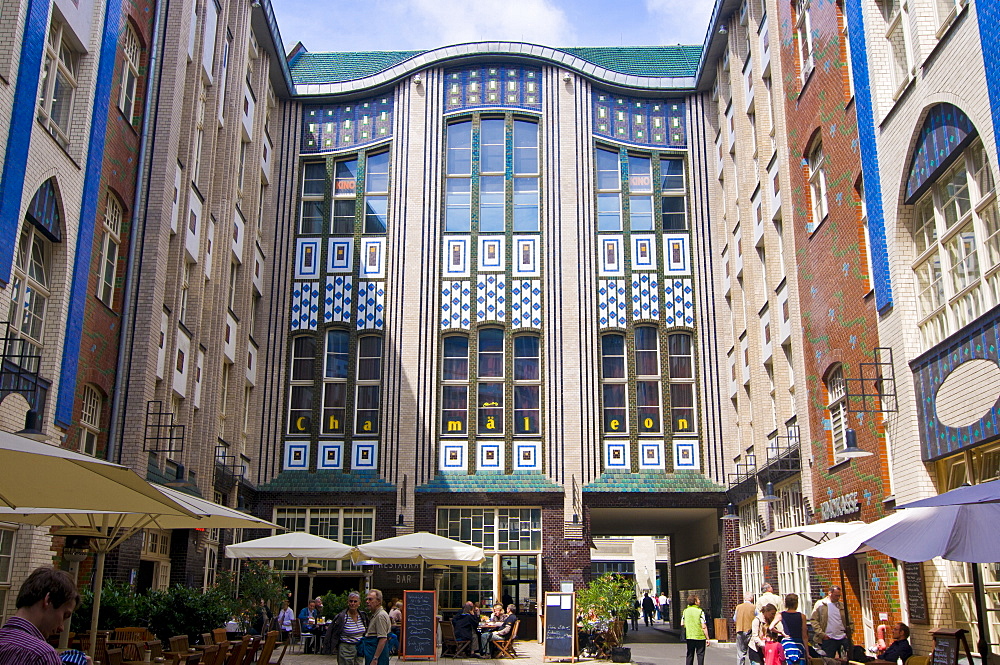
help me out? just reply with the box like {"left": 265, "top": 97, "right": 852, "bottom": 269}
{"left": 500, "top": 555, "right": 539, "bottom": 640}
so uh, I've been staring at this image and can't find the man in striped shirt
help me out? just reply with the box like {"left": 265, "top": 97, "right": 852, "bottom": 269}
{"left": 0, "top": 567, "right": 81, "bottom": 665}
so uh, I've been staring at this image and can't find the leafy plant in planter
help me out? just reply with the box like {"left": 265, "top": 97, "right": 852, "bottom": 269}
{"left": 215, "top": 560, "right": 287, "bottom": 632}
{"left": 320, "top": 590, "right": 354, "bottom": 620}
{"left": 576, "top": 573, "right": 636, "bottom": 628}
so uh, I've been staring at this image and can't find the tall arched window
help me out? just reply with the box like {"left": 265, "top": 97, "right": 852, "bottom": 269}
{"left": 79, "top": 384, "right": 102, "bottom": 456}
{"left": 322, "top": 330, "right": 349, "bottom": 434}
{"left": 286, "top": 336, "right": 314, "bottom": 434}
{"left": 9, "top": 225, "right": 53, "bottom": 373}
{"left": 97, "top": 191, "right": 123, "bottom": 307}
{"left": 477, "top": 328, "right": 504, "bottom": 435}
{"left": 668, "top": 332, "right": 696, "bottom": 433}
{"left": 826, "top": 365, "right": 848, "bottom": 457}
{"left": 354, "top": 335, "right": 382, "bottom": 434}
{"left": 601, "top": 333, "right": 627, "bottom": 433}
{"left": 807, "top": 140, "right": 828, "bottom": 229}
{"left": 634, "top": 326, "right": 661, "bottom": 433}
{"left": 441, "top": 335, "right": 469, "bottom": 435}
{"left": 513, "top": 334, "right": 540, "bottom": 434}
{"left": 118, "top": 22, "right": 141, "bottom": 121}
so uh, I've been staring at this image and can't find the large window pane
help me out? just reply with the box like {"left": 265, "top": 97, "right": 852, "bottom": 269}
{"left": 325, "top": 330, "right": 349, "bottom": 378}
{"left": 355, "top": 386, "right": 380, "bottom": 434}
{"left": 597, "top": 193, "right": 622, "bottom": 231}
{"left": 514, "top": 385, "right": 540, "bottom": 434}
{"left": 332, "top": 200, "right": 355, "bottom": 234}
{"left": 668, "top": 333, "right": 694, "bottom": 378}
{"left": 322, "top": 383, "right": 346, "bottom": 434}
{"left": 662, "top": 196, "right": 687, "bottom": 230}
{"left": 513, "top": 120, "right": 538, "bottom": 174}
{"left": 601, "top": 334, "right": 626, "bottom": 379}
{"left": 628, "top": 155, "right": 653, "bottom": 194}
{"left": 302, "top": 162, "right": 326, "bottom": 196}
{"left": 514, "top": 335, "right": 540, "bottom": 380}
{"left": 447, "top": 122, "right": 472, "bottom": 175}
{"left": 480, "top": 176, "right": 505, "bottom": 232}
{"left": 443, "top": 336, "right": 469, "bottom": 381}
{"left": 287, "top": 384, "right": 313, "bottom": 434}
{"left": 366, "top": 152, "right": 390, "bottom": 193}
{"left": 357, "top": 336, "right": 383, "bottom": 380}
{"left": 634, "top": 326, "right": 659, "bottom": 376}
{"left": 670, "top": 383, "right": 695, "bottom": 433}
{"left": 630, "top": 195, "right": 654, "bottom": 231}
{"left": 299, "top": 201, "right": 324, "bottom": 235}
{"left": 602, "top": 384, "right": 627, "bottom": 433}
{"left": 478, "top": 328, "right": 504, "bottom": 377}
{"left": 596, "top": 149, "right": 621, "bottom": 190}
{"left": 334, "top": 160, "right": 357, "bottom": 195}
{"left": 441, "top": 385, "right": 468, "bottom": 434}
{"left": 364, "top": 196, "right": 388, "bottom": 233}
{"left": 661, "top": 157, "right": 685, "bottom": 191}
{"left": 481, "top": 119, "right": 505, "bottom": 174}
{"left": 513, "top": 178, "right": 539, "bottom": 232}
{"left": 478, "top": 382, "right": 504, "bottom": 434}
{"left": 291, "top": 337, "right": 315, "bottom": 381}
{"left": 636, "top": 381, "right": 661, "bottom": 433}
{"left": 446, "top": 178, "right": 472, "bottom": 232}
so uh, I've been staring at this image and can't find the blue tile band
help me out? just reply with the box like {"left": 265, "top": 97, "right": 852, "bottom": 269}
{"left": 977, "top": 0, "right": 1000, "bottom": 170}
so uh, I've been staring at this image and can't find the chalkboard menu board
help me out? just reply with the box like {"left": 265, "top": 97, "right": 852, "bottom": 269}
{"left": 402, "top": 590, "right": 437, "bottom": 660}
{"left": 931, "top": 629, "right": 971, "bottom": 665}
{"left": 903, "top": 562, "right": 928, "bottom": 624}
{"left": 543, "top": 592, "right": 577, "bottom": 661}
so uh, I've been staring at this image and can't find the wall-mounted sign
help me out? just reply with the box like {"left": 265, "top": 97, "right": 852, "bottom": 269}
{"left": 819, "top": 492, "right": 860, "bottom": 521}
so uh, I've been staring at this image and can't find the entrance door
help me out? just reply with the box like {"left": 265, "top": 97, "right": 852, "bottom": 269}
{"left": 500, "top": 555, "right": 538, "bottom": 640}
{"left": 856, "top": 555, "right": 875, "bottom": 654}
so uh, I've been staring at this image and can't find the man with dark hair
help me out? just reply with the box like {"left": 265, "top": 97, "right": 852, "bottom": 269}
{"left": 867, "top": 623, "right": 912, "bottom": 665}
{"left": 810, "top": 585, "right": 852, "bottom": 659}
{"left": 0, "top": 567, "right": 81, "bottom": 664}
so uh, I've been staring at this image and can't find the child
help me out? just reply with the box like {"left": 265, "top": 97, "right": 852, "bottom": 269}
{"left": 764, "top": 629, "right": 786, "bottom": 665}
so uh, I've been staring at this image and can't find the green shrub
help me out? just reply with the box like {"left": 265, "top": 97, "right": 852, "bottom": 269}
{"left": 576, "top": 573, "right": 636, "bottom": 627}
{"left": 320, "top": 590, "right": 353, "bottom": 619}
{"left": 146, "top": 586, "right": 231, "bottom": 641}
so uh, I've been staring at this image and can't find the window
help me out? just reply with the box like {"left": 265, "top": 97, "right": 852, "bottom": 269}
{"left": 354, "top": 336, "right": 382, "bottom": 434}
{"left": 37, "top": 19, "right": 79, "bottom": 146}
{"left": 628, "top": 156, "right": 654, "bottom": 231}
{"left": 773, "top": 482, "right": 810, "bottom": 601}
{"left": 9, "top": 225, "right": 52, "bottom": 370}
{"left": 119, "top": 23, "right": 141, "bottom": 121}
{"left": 792, "top": 0, "right": 814, "bottom": 83}
{"left": 478, "top": 328, "right": 504, "bottom": 378}
{"left": 661, "top": 157, "right": 687, "bottom": 230}
{"left": 601, "top": 334, "right": 627, "bottom": 434}
{"left": 441, "top": 335, "right": 469, "bottom": 435}
{"left": 879, "top": 0, "right": 911, "bottom": 94}
{"left": 227, "top": 261, "right": 238, "bottom": 312}
{"left": 826, "top": 365, "right": 848, "bottom": 459}
{"left": 858, "top": 178, "right": 874, "bottom": 287}
{"left": 332, "top": 159, "right": 358, "bottom": 234}
{"left": 512, "top": 120, "right": 539, "bottom": 231}
{"left": 179, "top": 262, "right": 191, "bottom": 324}
{"left": 807, "top": 141, "right": 828, "bottom": 228}
{"left": 476, "top": 329, "right": 505, "bottom": 434}
{"left": 0, "top": 529, "right": 13, "bottom": 619}
{"left": 322, "top": 330, "right": 348, "bottom": 434}
{"left": 669, "top": 333, "right": 697, "bottom": 433}
{"left": 287, "top": 336, "right": 314, "bottom": 434}
{"left": 446, "top": 121, "right": 472, "bottom": 232}
{"left": 633, "top": 326, "right": 662, "bottom": 433}
{"left": 738, "top": 501, "right": 764, "bottom": 596}
{"left": 914, "top": 140, "right": 999, "bottom": 347}
{"left": 935, "top": 0, "right": 961, "bottom": 28}
{"left": 79, "top": 384, "right": 101, "bottom": 456}
{"left": 299, "top": 162, "right": 325, "bottom": 234}
{"left": 599, "top": 147, "right": 688, "bottom": 232}
{"left": 274, "top": 507, "right": 374, "bottom": 571}
{"left": 838, "top": 0, "right": 854, "bottom": 99}
{"left": 597, "top": 148, "right": 623, "bottom": 231}
{"left": 514, "top": 335, "right": 540, "bottom": 434}
{"left": 364, "top": 152, "right": 389, "bottom": 233}
{"left": 97, "top": 193, "right": 122, "bottom": 307}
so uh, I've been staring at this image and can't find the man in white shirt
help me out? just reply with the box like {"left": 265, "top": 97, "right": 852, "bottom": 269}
{"left": 810, "top": 585, "right": 852, "bottom": 658}
{"left": 658, "top": 592, "right": 669, "bottom": 622}
{"left": 756, "top": 583, "right": 782, "bottom": 615}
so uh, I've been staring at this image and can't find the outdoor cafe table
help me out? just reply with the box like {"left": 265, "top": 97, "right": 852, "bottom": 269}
{"left": 106, "top": 639, "right": 144, "bottom": 661}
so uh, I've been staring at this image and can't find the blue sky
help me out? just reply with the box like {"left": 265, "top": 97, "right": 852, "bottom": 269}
{"left": 270, "top": 0, "right": 716, "bottom": 54}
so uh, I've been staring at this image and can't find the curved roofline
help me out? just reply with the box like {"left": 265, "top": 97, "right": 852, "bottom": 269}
{"left": 293, "top": 41, "right": 698, "bottom": 96}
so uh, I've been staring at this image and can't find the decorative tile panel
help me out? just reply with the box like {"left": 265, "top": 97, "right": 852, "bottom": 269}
{"left": 301, "top": 96, "right": 393, "bottom": 153}
{"left": 290, "top": 281, "right": 320, "bottom": 331}
{"left": 324, "top": 275, "right": 353, "bottom": 323}
{"left": 440, "top": 441, "right": 468, "bottom": 472}
{"left": 663, "top": 278, "right": 694, "bottom": 327}
{"left": 605, "top": 440, "right": 629, "bottom": 470}
{"left": 477, "top": 441, "right": 504, "bottom": 471}
{"left": 283, "top": 441, "right": 309, "bottom": 470}
{"left": 328, "top": 238, "right": 354, "bottom": 273}
{"left": 318, "top": 441, "right": 344, "bottom": 470}
{"left": 352, "top": 441, "right": 378, "bottom": 470}
{"left": 441, "top": 281, "right": 472, "bottom": 329}
{"left": 444, "top": 236, "right": 471, "bottom": 277}
{"left": 905, "top": 103, "right": 977, "bottom": 203}
{"left": 514, "top": 441, "right": 542, "bottom": 471}
{"left": 478, "top": 236, "right": 505, "bottom": 271}
{"left": 593, "top": 93, "right": 686, "bottom": 148}
{"left": 510, "top": 280, "right": 542, "bottom": 329}
{"left": 476, "top": 274, "right": 506, "bottom": 322}
{"left": 512, "top": 236, "right": 540, "bottom": 277}
{"left": 359, "top": 238, "right": 386, "bottom": 279}
{"left": 444, "top": 66, "right": 542, "bottom": 114}
{"left": 598, "top": 279, "right": 628, "bottom": 329}
{"left": 630, "top": 273, "right": 660, "bottom": 321}
{"left": 356, "top": 282, "right": 385, "bottom": 330}
{"left": 673, "top": 439, "right": 700, "bottom": 471}
{"left": 295, "top": 239, "right": 321, "bottom": 279}
{"left": 599, "top": 236, "right": 625, "bottom": 276}
{"left": 631, "top": 234, "right": 657, "bottom": 271}
{"left": 639, "top": 440, "right": 665, "bottom": 470}
{"left": 663, "top": 234, "right": 691, "bottom": 275}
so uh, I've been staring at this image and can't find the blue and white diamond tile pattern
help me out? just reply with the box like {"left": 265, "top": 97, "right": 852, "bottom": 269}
{"left": 631, "top": 273, "right": 660, "bottom": 320}
{"left": 283, "top": 440, "right": 310, "bottom": 470}
{"left": 599, "top": 236, "right": 625, "bottom": 276}
{"left": 478, "top": 236, "right": 505, "bottom": 271}
{"left": 360, "top": 238, "right": 386, "bottom": 279}
{"left": 318, "top": 441, "right": 344, "bottom": 470}
{"left": 639, "top": 440, "right": 665, "bottom": 470}
{"left": 631, "top": 235, "right": 657, "bottom": 271}
{"left": 440, "top": 441, "right": 468, "bottom": 472}
{"left": 295, "top": 238, "right": 321, "bottom": 279}
{"left": 605, "top": 440, "right": 629, "bottom": 470}
{"left": 356, "top": 282, "right": 385, "bottom": 330}
{"left": 352, "top": 441, "right": 378, "bottom": 470}
{"left": 513, "top": 236, "right": 540, "bottom": 277}
{"left": 477, "top": 441, "right": 504, "bottom": 471}
{"left": 444, "top": 236, "right": 471, "bottom": 277}
{"left": 290, "top": 281, "right": 321, "bottom": 331}
{"left": 664, "top": 234, "right": 690, "bottom": 276}
{"left": 673, "top": 439, "right": 699, "bottom": 471}
{"left": 328, "top": 238, "right": 354, "bottom": 273}
{"left": 663, "top": 278, "right": 695, "bottom": 327}
{"left": 441, "top": 281, "right": 472, "bottom": 329}
{"left": 510, "top": 280, "right": 542, "bottom": 329}
{"left": 476, "top": 274, "right": 506, "bottom": 322}
{"left": 514, "top": 441, "right": 541, "bottom": 470}
{"left": 324, "top": 276, "right": 353, "bottom": 324}
{"left": 598, "top": 279, "right": 628, "bottom": 329}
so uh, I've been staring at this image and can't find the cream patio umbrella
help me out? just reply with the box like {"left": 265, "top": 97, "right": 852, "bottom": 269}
{"left": 733, "top": 521, "right": 865, "bottom": 553}
{"left": 0, "top": 484, "right": 279, "bottom": 656}
{"left": 225, "top": 532, "right": 355, "bottom": 609}
{"left": 352, "top": 531, "right": 487, "bottom": 590}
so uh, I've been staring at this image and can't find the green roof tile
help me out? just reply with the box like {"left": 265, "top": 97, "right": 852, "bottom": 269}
{"left": 416, "top": 472, "right": 563, "bottom": 493}
{"left": 288, "top": 45, "right": 701, "bottom": 86}
{"left": 257, "top": 470, "right": 396, "bottom": 493}
{"left": 583, "top": 470, "right": 726, "bottom": 493}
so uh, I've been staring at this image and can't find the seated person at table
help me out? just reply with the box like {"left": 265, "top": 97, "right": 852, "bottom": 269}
{"left": 388, "top": 602, "right": 402, "bottom": 626}
{"left": 452, "top": 602, "right": 483, "bottom": 656}
{"left": 861, "top": 623, "right": 913, "bottom": 665}
{"left": 298, "top": 600, "right": 321, "bottom": 653}
{"left": 488, "top": 603, "right": 506, "bottom": 623}
{"left": 482, "top": 605, "right": 518, "bottom": 656}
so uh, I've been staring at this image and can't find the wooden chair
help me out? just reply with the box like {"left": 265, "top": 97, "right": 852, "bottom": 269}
{"left": 225, "top": 637, "right": 250, "bottom": 665}
{"left": 254, "top": 631, "right": 278, "bottom": 665}
{"left": 144, "top": 640, "right": 164, "bottom": 659}
{"left": 200, "top": 633, "right": 215, "bottom": 646}
{"left": 204, "top": 642, "right": 230, "bottom": 665}
{"left": 198, "top": 645, "right": 219, "bottom": 665}
{"left": 212, "top": 629, "right": 228, "bottom": 645}
{"left": 440, "top": 621, "right": 473, "bottom": 658}
{"left": 494, "top": 620, "right": 520, "bottom": 658}
{"left": 240, "top": 636, "right": 262, "bottom": 665}
{"left": 906, "top": 657, "right": 929, "bottom": 665}
{"left": 105, "top": 648, "right": 124, "bottom": 665}
{"left": 263, "top": 641, "right": 288, "bottom": 665}
{"left": 169, "top": 635, "right": 191, "bottom": 652}
{"left": 289, "top": 620, "right": 313, "bottom": 654}
{"left": 75, "top": 632, "right": 109, "bottom": 664}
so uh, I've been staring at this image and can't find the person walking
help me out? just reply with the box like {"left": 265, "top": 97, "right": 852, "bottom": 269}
{"left": 757, "top": 583, "right": 782, "bottom": 614}
{"left": 325, "top": 591, "right": 368, "bottom": 665}
{"left": 630, "top": 598, "right": 640, "bottom": 631}
{"left": 734, "top": 593, "right": 757, "bottom": 665}
{"left": 362, "top": 589, "right": 393, "bottom": 665}
{"left": 810, "top": 585, "right": 852, "bottom": 659}
{"left": 772, "top": 594, "right": 808, "bottom": 665}
{"left": 682, "top": 594, "right": 709, "bottom": 665}
{"left": 750, "top": 604, "right": 778, "bottom": 664}
{"left": 642, "top": 592, "right": 656, "bottom": 627}
{"left": 659, "top": 592, "right": 669, "bottom": 622}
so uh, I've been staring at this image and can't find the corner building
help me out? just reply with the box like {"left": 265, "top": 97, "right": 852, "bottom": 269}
{"left": 254, "top": 44, "right": 733, "bottom": 633}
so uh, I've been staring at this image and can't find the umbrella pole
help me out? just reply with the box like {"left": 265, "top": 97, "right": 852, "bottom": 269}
{"left": 294, "top": 561, "right": 301, "bottom": 610}
{"left": 420, "top": 560, "right": 424, "bottom": 591}
{"left": 87, "top": 549, "right": 106, "bottom": 658}
{"left": 971, "top": 564, "right": 991, "bottom": 665}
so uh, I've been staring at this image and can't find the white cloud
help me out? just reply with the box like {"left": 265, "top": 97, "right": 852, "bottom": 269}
{"left": 386, "top": 0, "right": 575, "bottom": 48}
{"left": 645, "top": 0, "right": 715, "bottom": 44}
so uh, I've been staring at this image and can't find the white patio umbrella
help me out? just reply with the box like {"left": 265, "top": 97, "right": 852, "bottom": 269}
{"left": 352, "top": 531, "right": 486, "bottom": 590}
{"left": 733, "top": 521, "right": 864, "bottom": 553}
{"left": 802, "top": 503, "right": 1000, "bottom": 665}
{"left": 225, "top": 532, "right": 354, "bottom": 608}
